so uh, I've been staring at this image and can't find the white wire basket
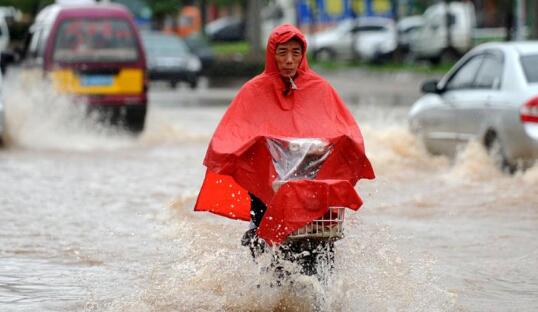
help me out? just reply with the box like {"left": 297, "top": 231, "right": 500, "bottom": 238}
{"left": 287, "top": 207, "right": 346, "bottom": 240}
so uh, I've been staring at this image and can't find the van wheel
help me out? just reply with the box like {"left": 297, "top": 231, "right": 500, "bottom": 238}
{"left": 125, "top": 106, "right": 147, "bottom": 134}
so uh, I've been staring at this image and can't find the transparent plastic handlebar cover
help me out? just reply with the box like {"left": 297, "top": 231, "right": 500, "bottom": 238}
{"left": 266, "top": 137, "right": 333, "bottom": 186}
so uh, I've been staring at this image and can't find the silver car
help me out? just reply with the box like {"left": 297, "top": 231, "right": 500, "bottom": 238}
{"left": 306, "top": 17, "right": 397, "bottom": 62}
{"left": 409, "top": 42, "right": 538, "bottom": 172}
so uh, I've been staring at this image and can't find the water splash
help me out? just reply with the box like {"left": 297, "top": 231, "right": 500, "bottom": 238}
{"left": 3, "top": 70, "right": 133, "bottom": 151}
{"left": 520, "top": 163, "right": 538, "bottom": 185}
{"left": 361, "top": 124, "right": 449, "bottom": 177}
{"left": 97, "top": 201, "right": 454, "bottom": 312}
{"left": 446, "top": 140, "right": 504, "bottom": 183}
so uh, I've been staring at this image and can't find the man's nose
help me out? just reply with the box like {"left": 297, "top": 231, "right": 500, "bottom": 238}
{"left": 285, "top": 52, "right": 293, "bottom": 63}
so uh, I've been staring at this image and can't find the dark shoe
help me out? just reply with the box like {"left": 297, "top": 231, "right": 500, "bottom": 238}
{"left": 241, "top": 228, "right": 257, "bottom": 246}
{"left": 241, "top": 228, "right": 266, "bottom": 259}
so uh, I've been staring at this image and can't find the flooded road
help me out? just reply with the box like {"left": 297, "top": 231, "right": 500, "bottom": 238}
{"left": 1, "top": 71, "right": 537, "bottom": 311}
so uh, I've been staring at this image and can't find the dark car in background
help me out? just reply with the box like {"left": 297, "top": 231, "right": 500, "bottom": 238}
{"left": 205, "top": 16, "right": 245, "bottom": 42}
{"left": 141, "top": 31, "right": 201, "bottom": 89}
{"left": 184, "top": 32, "right": 215, "bottom": 74}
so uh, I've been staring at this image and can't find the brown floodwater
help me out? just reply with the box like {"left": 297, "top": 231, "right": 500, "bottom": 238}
{"left": 1, "top": 72, "right": 537, "bottom": 312}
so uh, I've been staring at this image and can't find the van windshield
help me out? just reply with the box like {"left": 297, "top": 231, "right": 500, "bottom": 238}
{"left": 53, "top": 18, "right": 139, "bottom": 63}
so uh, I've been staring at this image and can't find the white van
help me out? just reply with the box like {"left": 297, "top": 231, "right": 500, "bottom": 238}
{"left": 409, "top": 2, "right": 476, "bottom": 64}
{"left": 261, "top": 0, "right": 296, "bottom": 45}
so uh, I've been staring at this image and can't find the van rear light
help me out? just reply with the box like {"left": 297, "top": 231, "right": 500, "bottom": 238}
{"left": 520, "top": 96, "right": 538, "bottom": 123}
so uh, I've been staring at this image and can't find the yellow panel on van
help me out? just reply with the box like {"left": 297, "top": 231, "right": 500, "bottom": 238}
{"left": 50, "top": 68, "right": 144, "bottom": 94}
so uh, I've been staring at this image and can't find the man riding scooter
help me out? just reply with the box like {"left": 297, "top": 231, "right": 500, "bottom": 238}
{"left": 194, "top": 24, "right": 374, "bottom": 276}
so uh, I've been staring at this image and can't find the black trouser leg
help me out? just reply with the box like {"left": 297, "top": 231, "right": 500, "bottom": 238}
{"left": 249, "top": 192, "right": 267, "bottom": 227}
{"left": 241, "top": 193, "right": 268, "bottom": 259}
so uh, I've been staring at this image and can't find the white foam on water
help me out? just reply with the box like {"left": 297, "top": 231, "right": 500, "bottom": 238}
{"left": 96, "top": 195, "right": 455, "bottom": 312}
{"left": 3, "top": 71, "right": 134, "bottom": 151}
{"left": 361, "top": 124, "right": 449, "bottom": 178}
{"left": 444, "top": 140, "right": 504, "bottom": 183}
{"left": 2, "top": 71, "right": 212, "bottom": 151}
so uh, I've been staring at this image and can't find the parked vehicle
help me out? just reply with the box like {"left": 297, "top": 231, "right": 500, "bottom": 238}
{"left": 410, "top": 1, "right": 476, "bottom": 64}
{"left": 307, "top": 17, "right": 397, "bottom": 62}
{"left": 261, "top": 0, "right": 296, "bottom": 45}
{"left": 396, "top": 15, "right": 424, "bottom": 54}
{"left": 184, "top": 32, "right": 215, "bottom": 74}
{"left": 409, "top": 42, "right": 538, "bottom": 172}
{"left": 353, "top": 17, "right": 397, "bottom": 62}
{"left": 25, "top": 2, "right": 148, "bottom": 132}
{"left": 205, "top": 16, "right": 245, "bottom": 42}
{"left": 142, "top": 31, "right": 201, "bottom": 89}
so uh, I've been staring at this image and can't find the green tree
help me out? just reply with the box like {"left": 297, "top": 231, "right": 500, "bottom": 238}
{"left": 147, "top": 0, "right": 181, "bottom": 30}
{"left": 148, "top": 0, "right": 180, "bottom": 17}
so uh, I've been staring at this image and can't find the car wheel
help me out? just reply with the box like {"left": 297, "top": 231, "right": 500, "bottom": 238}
{"left": 486, "top": 134, "right": 516, "bottom": 174}
{"left": 315, "top": 48, "right": 336, "bottom": 61}
{"left": 169, "top": 81, "right": 178, "bottom": 89}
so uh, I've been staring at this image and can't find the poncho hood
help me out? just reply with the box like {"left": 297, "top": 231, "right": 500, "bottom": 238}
{"left": 263, "top": 23, "right": 309, "bottom": 76}
{"left": 194, "top": 24, "right": 375, "bottom": 245}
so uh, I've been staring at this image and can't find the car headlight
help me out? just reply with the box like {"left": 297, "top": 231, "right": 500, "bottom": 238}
{"left": 186, "top": 56, "right": 201, "bottom": 72}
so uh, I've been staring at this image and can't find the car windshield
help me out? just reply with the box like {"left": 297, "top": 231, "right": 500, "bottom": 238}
{"left": 521, "top": 54, "right": 538, "bottom": 83}
{"left": 143, "top": 33, "right": 189, "bottom": 57}
{"left": 53, "top": 18, "right": 139, "bottom": 63}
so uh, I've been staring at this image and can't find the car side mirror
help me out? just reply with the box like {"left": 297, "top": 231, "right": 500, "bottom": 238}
{"left": 421, "top": 79, "right": 441, "bottom": 94}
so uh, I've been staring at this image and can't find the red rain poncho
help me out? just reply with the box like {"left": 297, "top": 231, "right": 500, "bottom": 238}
{"left": 194, "top": 24, "right": 374, "bottom": 245}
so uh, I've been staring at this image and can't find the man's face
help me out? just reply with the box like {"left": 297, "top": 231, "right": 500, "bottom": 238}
{"left": 275, "top": 39, "right": 302, "bottom": 77}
